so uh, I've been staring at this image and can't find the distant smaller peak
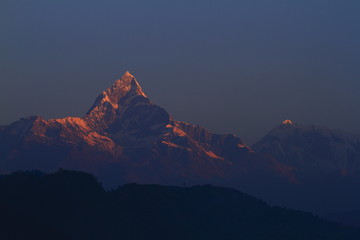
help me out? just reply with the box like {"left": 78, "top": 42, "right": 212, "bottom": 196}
{"left": 282, "top": 120, "right": 294, "bottom": 125}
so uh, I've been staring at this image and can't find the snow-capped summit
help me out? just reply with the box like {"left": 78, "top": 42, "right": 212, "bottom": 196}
{"left": 85, "top": 71, "right": 148, "bottom": 131}
{"left": 113, "top": 71, "right": 147, "bottom": 98}
{"left": 282, "top": 119, "right": 293, "bottom": 125}
{"left": 123, "top": 71, "right": 134, "bottom": 77}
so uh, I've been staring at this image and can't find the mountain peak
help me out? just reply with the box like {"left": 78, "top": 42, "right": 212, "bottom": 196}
{"left": 123, "top": 71, "right": 134, "bottom": 78}
{"left": 113, "top": 71, "right": 147, "bottom": 98}
{"left": 85, "top": 72, "right": 148, "bottom": 130}
{"left": 282, "top": 120, "right": 294, "bottom": 125}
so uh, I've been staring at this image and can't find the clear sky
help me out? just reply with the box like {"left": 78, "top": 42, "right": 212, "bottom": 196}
{"left": 1, "top": 0, "right": 360, "bottom": 144}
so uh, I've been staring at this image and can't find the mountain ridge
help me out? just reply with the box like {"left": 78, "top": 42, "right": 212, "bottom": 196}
{"left": 253, "top": 121, "right": 360, "bottom": 177}
{"left": 0, "top": 72, "right": 291, "bottom": 188}
{"left": 1, "top": 72, "right": 360, "bottom": 215}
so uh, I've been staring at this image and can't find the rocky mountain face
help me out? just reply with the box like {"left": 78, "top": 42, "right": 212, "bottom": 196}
{"left": 0, "top": 72, "right": 290, "bottom": 189}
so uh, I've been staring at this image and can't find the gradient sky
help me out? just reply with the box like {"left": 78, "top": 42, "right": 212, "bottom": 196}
{"left": 1, "top": 0, "right": 360, "bottom": 144}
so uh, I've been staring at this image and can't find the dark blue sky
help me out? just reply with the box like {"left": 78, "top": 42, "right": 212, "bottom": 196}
{"left": 1, "top": 0, "right": 360, "bottom": 144}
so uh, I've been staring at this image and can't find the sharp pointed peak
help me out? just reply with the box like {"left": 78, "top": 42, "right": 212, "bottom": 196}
{"left": 114, "top": 71, "right": 138, "bottom": 86}
{"left": 86, "top": 72, "right": 148, "bottom": 118}
{"left": 112, "top": 71, "right": 146, "bottom": 97}
{"left": 122, "top": 71, "right": 134, "bottom": 78}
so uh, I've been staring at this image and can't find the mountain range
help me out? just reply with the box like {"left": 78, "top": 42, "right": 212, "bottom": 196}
{"left": 1, "top": 72, "right": 359, "bottom": 215}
